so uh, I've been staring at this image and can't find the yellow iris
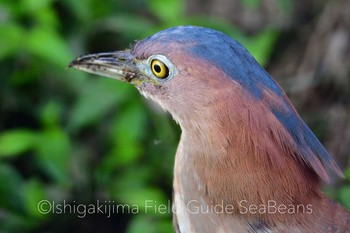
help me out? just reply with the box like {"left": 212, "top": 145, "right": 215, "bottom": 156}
{"left": 151, "top": 59, "right": 169, "bottom": 79}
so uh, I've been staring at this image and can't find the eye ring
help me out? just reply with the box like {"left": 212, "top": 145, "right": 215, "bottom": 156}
{"left": 151, "top": 59, "right": 169, "bottom": 79}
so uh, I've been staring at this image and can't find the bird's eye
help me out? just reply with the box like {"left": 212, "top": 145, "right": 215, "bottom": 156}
{"left": 151, "top": 59, "right": 169, "bottom": 79}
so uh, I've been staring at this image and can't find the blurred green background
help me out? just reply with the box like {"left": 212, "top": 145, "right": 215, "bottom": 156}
{"left": 0, "top": 0, "right": 349, "bottom": 232}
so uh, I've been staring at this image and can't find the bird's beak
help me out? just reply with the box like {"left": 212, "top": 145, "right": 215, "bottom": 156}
{"left": 69, "top": 50, "right": 139, "bottom": 83}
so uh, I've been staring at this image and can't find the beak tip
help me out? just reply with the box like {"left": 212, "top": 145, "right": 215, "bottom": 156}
{"left": 68, "top": 58, "right": 80, "bottom": 68}
{"left": 68, "top": 63, "right": 75, "bottom": 68}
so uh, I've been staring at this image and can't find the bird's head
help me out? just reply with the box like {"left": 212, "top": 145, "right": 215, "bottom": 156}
{"left": 69, "top": 25, "right": 343, "bottom": 182}
{"left": 69, "top": 26, "right": 273, "bottom": 125}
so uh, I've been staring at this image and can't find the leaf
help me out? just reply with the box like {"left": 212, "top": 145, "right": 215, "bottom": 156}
{"left": 344, "top": 167, "right": 350, "bottom": 180}
{"left": 21, "top": 179, "right": 47, "bottom": 218}
{"left": 127, "top": 215, "right": 173, "bottom": 233}
{"left": 338, "top": 186, "right": 350, "bottom": 211}
{"left": 114, "top": 186, "right": 168, "bottom": 215}
{"left": 110, "top": 167, "right": 168, "bottom": 215}
{"left": 95, "top": 101, "right": 147, "bottom": 182}
{"left": 35, "top": 129, "right": 71, "bottom": 183}
{"left": 277, "top": 0, "right": 293, "bottom": 16}
{"left": 0, "top": 164, "right": 24, "bottom": 212}
{"left": 127, "top": 216, "right": 156, "bottom": 233}
{"left": 20, "top": 0, "right": 54, "bottom": 12}
{"left": 60, "top": 0, "right": 92, "bottom": 22}
{"left": 149, "top": 0, "right": 184, "bottom": 24}
{"left": 26, "top": 27, "right": 73, "bottom": 67}
{"left": 0, "top": 23, "right": 24, "bottom": 60}
{"left": 68, "top": 79, "right": 132, "bottom": 131}
{"left": 244, "top": 30, "right": 279, "bottom": 66}
{"left": 241, "top": 0, "right": 260, "bottom": 9}
{"left": 102, "top": 14, "right": 154, "bottom": 40}
{"left": 112, "top": 102, "right": 147, "bottom": 143}
{"left": 0, "top": 130, "right": 37, "bottom": 157}
{"left": 107, "top": 102, "right": 147, "bottom": 166}
{"left": 40, "top": 101, "right": 62, "bottom": 128}
{"left": 96, "top": 144, "right": 142, "bottom": 183}
{"left": 0, "top": 210, "right": 36, "bottom": 233}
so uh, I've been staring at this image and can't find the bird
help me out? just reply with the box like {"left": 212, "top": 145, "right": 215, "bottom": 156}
{"left": 69, "top": 26, "right": 350, "bottom": 233}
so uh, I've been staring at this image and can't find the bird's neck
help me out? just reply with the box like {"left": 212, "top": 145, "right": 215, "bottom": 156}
{"left": 173, "top": 99, "right": 322, "bottom": 225}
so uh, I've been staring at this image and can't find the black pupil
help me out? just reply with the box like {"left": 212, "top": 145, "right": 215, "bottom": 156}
{"left": 154, "top": 64, "right": 161, "bottom": 73}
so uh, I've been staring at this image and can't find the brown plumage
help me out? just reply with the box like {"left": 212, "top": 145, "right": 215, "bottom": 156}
{"left": 69, "top": 26, "right": 350, "bottom": 232}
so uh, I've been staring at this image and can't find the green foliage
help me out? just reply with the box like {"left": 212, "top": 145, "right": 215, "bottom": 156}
{"left": 0, "top": 23, "right": 24, "bottom": 59}
{"left": 127, "top": 215, "right": 173, "bottom": 233}
{"left": 240, "top": 0, "right": 260, "bottom": 9}
{"left": 27, "top": 27, "right": 73, "bottom": 67}
{"left": 0, "top": 130, "right": 37, "bottom": 157}
{"left": 22, "top": 179, "right": 47, "bottom": 218}
{"left": 149, "top": 0, "right": 185, "bottom": 25}
{"left": 337, "top": 168, "right": 350, "bottom": 210}
{"left": 0, "top": 0, "right": 348, "bottom": 232}
{"left": 339, "top": 186, "right": 350, "bottom": 210}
